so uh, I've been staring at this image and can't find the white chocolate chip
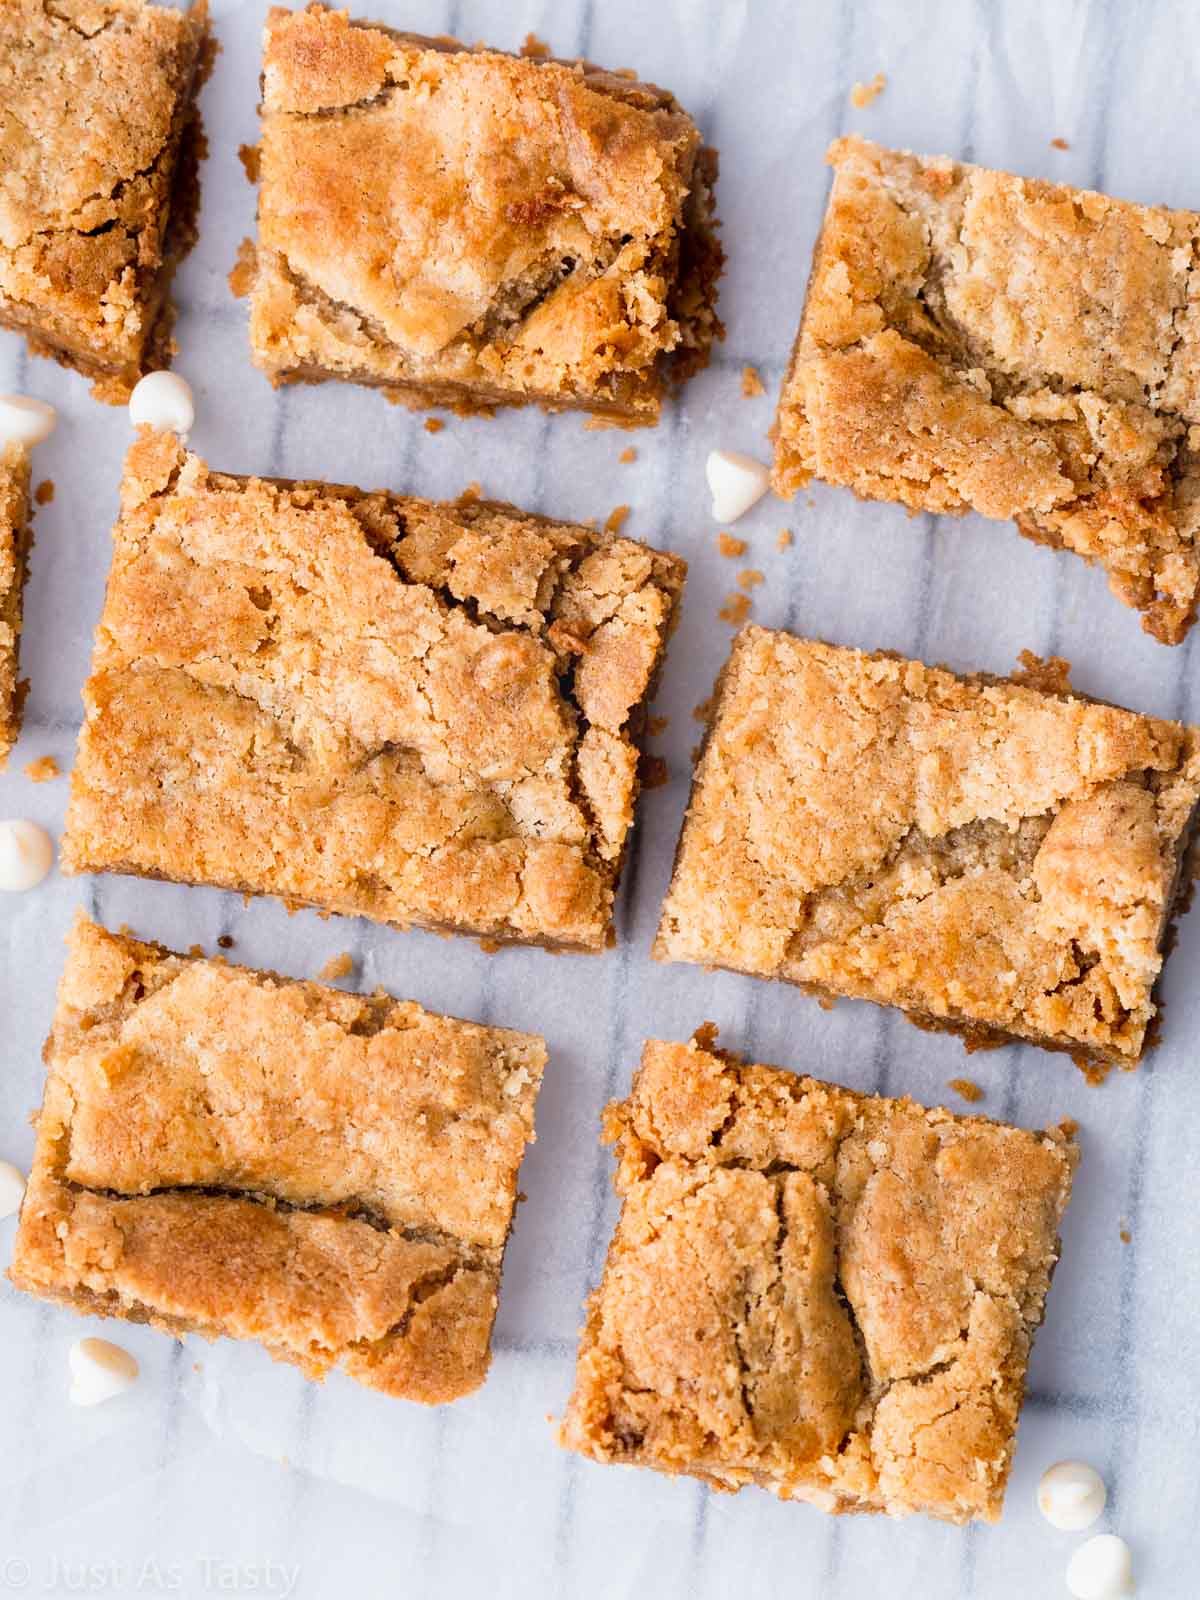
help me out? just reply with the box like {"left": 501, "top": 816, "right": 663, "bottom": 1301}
{"left": 1038, "top": 1460, "right": 1107, "bottom": 1531}
{"left": 0, "top": 820, "right": 54, "bottom": 892}
{"left": 69, "top": 1338, "right": 139, "bottom": 1407}
{"left": 0, "top": 1161, "right": 26, "bottom": 1219}
{"left": 1066, "top": 1534, "right": 1135, "bottom": 1600}
{"left": 705, "top": 449, "right": 771, "bottom": 523}
{"left": 128, "top": 370, "right": 195, "bottom": 435}
{"left": 0, "top": 395, "right": 57, "bottom": 449}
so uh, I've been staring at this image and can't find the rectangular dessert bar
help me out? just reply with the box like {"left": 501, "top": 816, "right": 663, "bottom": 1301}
{"left": 772, "top": 137, "right": 1200, "bottom": 642}
{"left": 561, "top": 1031, "right": 1078, "bottom": 1523}
{"left": 0, "top": 0, "right": 209, "bottom": 402}
{"left": 241, "top": 4, "right": 721, "bottom": 423}
{"left": 11, "top": 916, "right": 546, "bottom": 1402}
{"left": 62, "top": 432, "right": 685, "bottom": 951}
{"left": 0, "top": 443, "right": 31, "bottom": 767}
{"left": 656, "top": 628, "right": 1200, "bottom": 1068}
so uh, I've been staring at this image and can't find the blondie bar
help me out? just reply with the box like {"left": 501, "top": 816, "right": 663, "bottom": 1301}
{"left": 561, "top": 1031, "right": 1078, "bottom": 1523}
{"left": 656, "top": 630, "right": 1200, "bottom": 1068}
{"left": 62, "top": 432, "right": 685, "bottom": 950}
{"left": 0, "top": 443, "right": 31, "bottom": 766}
{"left": 11, "top": 916, "right": 546, "bottom": 1402}
{"left": 0, "top": 0, "right": 209, "bottom": 402}
{"left": 773, "top": 137, "right": 1200, "bottom": 642}
{"left": 240, "top": 5, "right": 721, "bottom": 422}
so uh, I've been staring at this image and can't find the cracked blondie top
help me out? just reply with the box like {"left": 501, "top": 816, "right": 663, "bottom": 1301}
{"left": 0, "top": 443, "right": 31, "bottom": 767}
{"left": 10, "top": 916, "right": 546, "bottom": 1402}
{"left": 656, "top": 629, "right": 1200, "bottom": 1068}
{"left": 560, "top": 1032, "right": 1077, "bottom": 1523}
{"left": 241, "top": 4, "right": 722, "bottom": 422}
{"left": 62, "top": 432, "right": 685, "bottom": 950}
{"left": 773, "top": 137, "right": 1200, "bottom": 642}
{"left": 0, "top": 0, "right": 209, "bottom": 402}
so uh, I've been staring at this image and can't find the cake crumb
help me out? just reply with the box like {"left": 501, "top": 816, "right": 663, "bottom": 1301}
{"left": 1011, "top": 651, "right": 1073, "bottom": 695}
{"left": 948, "top": 1077, "right": 984, "bottom": 1104}
{"left": 520, "top": 31, "right": 551, "bottom": 58}
{"left": 1051, "top": 137, "right": 1070, "bottom": 151}
{"left": 424, "top": 417, "right": 445, "bottom": 434}
{"left": 216, "top": 935, "right": 234, "bottom": 950}
{"left": 319, "top": 951, "right": 354, "bottom": 981}
{"left": 618, "top": 447, "right": 637, "bottom": 464}
{"left": 605, "top": 504, "right": 631, "bottom": 535}
{"left": 584, "top": 415, "right": 621, "bottom": 431}
{"left": 647, "top": 714, "right": 668, "bottom": 737}
{"left": 741, "top": 365, "right": 765, "bottom": 398}
{"left": 24, "top": 755, "right": 60, "bottom": 783}
{"left": 718, "top": 592, "right": 752, "bottom": 625}
{"left": 640, "top": 754, "right": 669, "bottom": 790}
{"left": 34, "top": 479, "right": 54, "bottom": 506}
{"left": 188, "top": 944, "right": 205, "bottom": 959}
{"left": 1119, "top": 1223, "right": 1131, "bottom": 1244}
{"left": 459, "top": 481, "right": 482, "bottom": 502}
{"left": 850, "top": 72, "right": 886, "bottom": 108}
{"left": 238, "top": 142, "right": 261, "bottom": 182}
{"left": 737, "top": 568, "right": 764, "bottom": 592}
{"left": 478, "top": 937, "right": 503, "bottom": 954}
{"left": 228, "top": 237, "right": 256, "bottom": 298}
{"left": 777, "top": 527, "right": 793, "bottom": 550}
{"left": 718, "top": 531, "right": 747, "bottom": 558}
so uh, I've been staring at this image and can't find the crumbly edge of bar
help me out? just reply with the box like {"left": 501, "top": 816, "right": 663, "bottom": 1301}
{"left": 0, "top": 448, "right": 32, "bottom": 768}
{"left": 64, "top": 460, "right": 687, "bottom": 951}
{"left": 654, "top": 635, "right": 1200, "bottom": 1070}
{"left": 0, "top": 8, "right": 212, "bottom": 403}
{"left": 560, "top": 1034, "right": 1077, "bottom": 1521}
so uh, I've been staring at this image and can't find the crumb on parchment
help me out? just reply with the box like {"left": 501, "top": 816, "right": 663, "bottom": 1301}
{"left": 618, "top": 447, "right": 636, "bottom": 464}
{"left": 34, "top": 480, "right": 54, "bottom": 506}
{"left": 718, "top": 531, "right": 746, "bottom": 558}
{"left": 948, "top": 1077, "right": 984, "bottom": 1104}
{"left": 737, "top": 568, "right": 764, "bottom": 592}
{"left": 319, "top": 951, "right": 354, "bottom": 981}
{"left": 424, "top": 417, "right": 445, "bottom": 434}
{"left": 850, "top": 72, "right": 886, "bottom": 108}
{"left": 718, "top": 592, "right": 751, "bottom": 625}
{"left": 24, "top": 755, "right": 60, "bottom": 783}
{"left": 605, "top": 505, "right": 631, "bottom": 534}
{"left": 741, "top": 365, "right": 764, "bottom": 398}
{"left": 777, "top": 528, "right": 793, "bottom": 549}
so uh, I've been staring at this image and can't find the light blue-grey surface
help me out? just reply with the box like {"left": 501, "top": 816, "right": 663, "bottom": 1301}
{"left": 1, "top": 0, "right": 1197, "bottom": 1595}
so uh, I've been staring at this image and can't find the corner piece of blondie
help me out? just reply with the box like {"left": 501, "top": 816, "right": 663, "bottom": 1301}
{"left": 62, "top": 432, "right": 685, "bottom": 951}
{"left": 10, "top": 915, "right": 546, "bottom": 1402}
{"left": 655, "top": 629, "right": 1200, "bottom": 1070}
{"left": 0, "top": 0, "right": 210, "bottom": 402}
{"left": 0, "top": 443, "right": 32, "bottom": 767}
{"left": 560, "top": 1031, "right": 1078, "bottom": 1523}
{"left": 772, "top": 137, "right": 1200, "bottom": 642}
{"left": 241, "top": 4, "right": 722, "bottom": 423}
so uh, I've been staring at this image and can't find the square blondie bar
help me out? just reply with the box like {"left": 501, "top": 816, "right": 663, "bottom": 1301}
{"left": 0, "top": 443, "right": 31, "bottom": 767}
{"left": 62, "top": 432, "right": 685, "bottom": 951}
{"left": 0, "top": 0, "right": 209, "bottom": 402}
{"left": 11, "top": 916, "right": 546, "bottom": 1402}
{"left": 561, "top": 1031, "right": 1078, "bottom": 1523}
{"left": 773, "top": 137, "right": 1200, "bottom": 642}
{"left": 656, "top": 629, "right": 1200, "bottom": 1068}
{"left": 241, "top": 5, "right": 721, "bottom": 423}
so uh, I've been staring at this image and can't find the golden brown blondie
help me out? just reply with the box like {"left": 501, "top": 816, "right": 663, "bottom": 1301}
{"left": 773, "top": 137, "right": 1200, "bottom": 642}
{"left": 656, "top": 629, "right": 1200, "bottom": 1069}
{"left": 0, "top": 0, "right": 210, "bottom": 401}
{"left": 62, "top": 432, "right": 685, "bottom": 950}
{"left": 561, "top": 1033, "right": 1077, "bottom": 1523}
{"left": 240, "top": 5, "right": 722, "bottom": 423}
{"left": 0, "top": 442, "right": 31, "bottom": 766}
{"left": 11, "top": 916, "right": 546, "bottom": 1402}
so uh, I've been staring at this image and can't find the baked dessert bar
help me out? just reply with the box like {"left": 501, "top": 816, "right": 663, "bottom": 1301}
{"left": 0, "top": 443, "right": 31, "bottom": 766}
{"left": 561, "top": 1031, "right": 1078, "bottom": 1523}
{"left": 656, "top": 629, "right": 1200, "bottom": 1068}
{"left": 62, "top": 432, "right": 685, "bottom": 950}
{"left": 0, "top": 0, "right": 209, "bottom": 402}
{"left": 240, "top": 4, "right": 721, "bottom": 423}
{"left": 11, "top": 916, "right": 546, "bottom": 1402}
{"left": 772, "top": 137, "right": 1200, "bottom": 643}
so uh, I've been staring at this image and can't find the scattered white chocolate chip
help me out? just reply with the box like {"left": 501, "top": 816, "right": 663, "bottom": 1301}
{"left": 68, "top": 1337, "right": 139, "bottom": 1407}
{"left": 0, "top": 394, "right": 57, "bottom": 449}
{"left": 1038, "top": 1460, "right": 1107, "bottom": 1531}
{"left": 1066, "top": 1534, "right": 1135, "bottom": 1600}
{"left": 705, "top": 448, "right": 770, "bottom": 524}
{"left": 128, "top": 370, "right": 194, "bottom": 435}
{"left": 0, "top": 819, "right": 54, "bottom": 891}
{"left": 0, "top": 1161, "right": 26, "bottom": 1219}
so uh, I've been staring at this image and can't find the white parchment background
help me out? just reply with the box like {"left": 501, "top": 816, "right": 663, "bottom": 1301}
{"left": 2, "top": 0, "right": 1199, "bottom": 1594}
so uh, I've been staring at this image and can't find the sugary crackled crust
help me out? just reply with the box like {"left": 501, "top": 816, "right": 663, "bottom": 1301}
{"left": 772, "top": 137, "right": 1200, "bottom": 643}
{"left": 10, "top": 915, "right": 546, "bottom": 1402}
{"left": 243, "top": 4, "right": 722, "bottom": 422}
{"left": 655, "top": 629, "right": 1200, "bottom": 1068}
{"left": 62, "top": 432, "right": 686, "bottom": 951}
{"left": 0, "top": 0, "right": 209, "bottom": 402}
{"left": 0, "top": 442, "right": 32, "bottom": 767}
{"left": 560, "top": 1033, "right": 1078, "bottom": 1524}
